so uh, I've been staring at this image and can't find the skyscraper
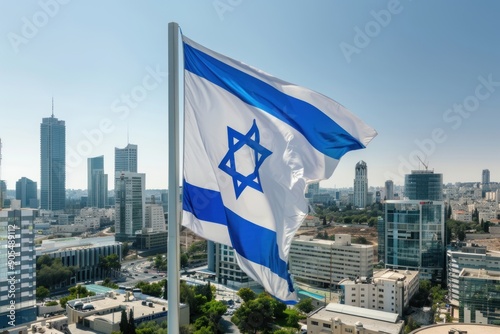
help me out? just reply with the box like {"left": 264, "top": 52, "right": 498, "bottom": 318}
{"left": 87, "top": 156, "right": 108, "bottom": 208}
{"left": 482, "top": 169, "right": 490, "bottom": 185}
{"left": 0, "top": 204, "right": 37, "bottom": 327}
{"left": 385, "top": 180, "right": 394, "bottom": 201}
{"left": 353, "top": 160, "right": 368, "bottom": 208}
{"left": 115, "top": 144, "right": 137, "bottom": 173}
{"left": 115, "top": 172, "right": 145, "bottom": 242}
{"left": 383, "top": 170, "right": 445, "bottom": 283}
{"left": 404, "top": 170, "right": 443, "bottom": 201}
{"left": 482, "top": 169, "right": 491, "bottom": 194}
{"left": 40, "top": 104, "right": 66, "bottom": 211}
{"left": 15, "top": 177, "right": 38, "bottom": 208}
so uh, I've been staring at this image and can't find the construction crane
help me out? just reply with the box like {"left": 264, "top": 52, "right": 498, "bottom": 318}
{"left": 417, "top": 156, "right": 429, "bottom": 171}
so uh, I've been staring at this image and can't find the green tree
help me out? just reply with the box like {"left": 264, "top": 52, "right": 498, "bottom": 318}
{"left": 163, "top": 279, "right": 168, "bottom": 300}
{"left": 122, "top": 242, "right": 130, "bottom": 257}
{"left": 295, "top": 297, "right": 314, "bottom": 313}
{"left": 404, "top": 316, "right": 420, "bottom": 334}
{"left": 201, "top": 299, "right": 227, "bottom": 329}
{"left": 180, "top": 253, "right": 189, "bottom": 268}
{"left": 128, "top": 309, "right": 136, "bottom": 334}
{"left": 36, "top": 286, "right": 50, "bottom": 301}
{"left": 237, "top": 287, "right": 257, "bottom": 303}
{"left": 119, "top": 309, "right": 128, "bottom": 334}
{"left": 232, "top": 297, "right": 274, "bottom": 334}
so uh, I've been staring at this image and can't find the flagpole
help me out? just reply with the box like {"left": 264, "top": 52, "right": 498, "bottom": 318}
{"left": 167, "top": 21, "right": 180, "bottom": 334}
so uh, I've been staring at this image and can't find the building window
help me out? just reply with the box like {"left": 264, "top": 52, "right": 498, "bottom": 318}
{"left": 311, "top": 321, "right": 318, "bottom": 326}
{"left": 323, "top": 323, "right": 331, "bottom": 328}
{"left": 345, "top": 329, "right": 353, "bottom": 333}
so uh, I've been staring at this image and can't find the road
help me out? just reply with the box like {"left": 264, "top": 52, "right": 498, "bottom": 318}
{"left": 119, "top": 258, "right": 167, "bottom": 287}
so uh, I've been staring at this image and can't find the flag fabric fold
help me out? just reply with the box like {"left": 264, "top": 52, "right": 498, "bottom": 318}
{"left": 181, "top": 35, "right": 377, "bottom": 303}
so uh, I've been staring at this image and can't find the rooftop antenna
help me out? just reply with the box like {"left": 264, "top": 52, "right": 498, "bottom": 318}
{"left": 51, "top": 97, "right": 54, "bottom": 117}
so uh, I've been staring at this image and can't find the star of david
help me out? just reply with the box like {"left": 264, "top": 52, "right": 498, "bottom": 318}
{"left": 218, "top": 120, "right": 272, "bottom": 199}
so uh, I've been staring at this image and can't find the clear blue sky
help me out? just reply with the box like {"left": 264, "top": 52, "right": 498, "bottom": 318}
{"left": 1, "top": 0, "right": 499, "bottom": 190}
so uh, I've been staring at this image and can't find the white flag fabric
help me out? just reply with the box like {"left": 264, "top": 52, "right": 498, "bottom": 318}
{"left": 181, "top": 35, "right": 377, "bottom": 303}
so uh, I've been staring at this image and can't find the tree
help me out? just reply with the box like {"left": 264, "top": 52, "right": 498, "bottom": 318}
{"left": 36, "top": 286, "right": 50, "bottom": 301}
{"left": 162, "top": 279, "right": 168, "bottom": 300}
{"left": 128, "top": 309, "right": 136, "bottom": 334}
{"left": 295, "top": 297, "right": 314, "bottom": 313}
{"left": 201, "top": 299, "right": 227, "bottom": 329}
{"left": 232, "top": 297, "right": 274, "bottom": 334}
{"left": 237, "top": 287, "right": 257, "bottom": 303}
{"left": 404, "top": 316, "right": 420, "bottom": 334}
{"left": 180, "top": 253, "right": 189, "bottom": 268}
{"left": 119, "top": 309, "right": 128, "bottom": 334}
{"left": 122, "top": 242, "right": 130, "bottom": 257}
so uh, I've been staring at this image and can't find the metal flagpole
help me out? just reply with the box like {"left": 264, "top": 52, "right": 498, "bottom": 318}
{"left": 167, "top": 21, "right": 180, "bottom": 334}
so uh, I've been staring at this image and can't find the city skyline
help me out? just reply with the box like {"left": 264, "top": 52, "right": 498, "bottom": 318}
{"left": 1, "top": 1, "right": 499, "bottom": 190}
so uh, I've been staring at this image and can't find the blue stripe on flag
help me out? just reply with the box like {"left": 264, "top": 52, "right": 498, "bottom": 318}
{"left": 183, "top": 180, "right": 294, "bottom": 293}
{"left": 183, "top": 41, "right": 364, "bottom": 160}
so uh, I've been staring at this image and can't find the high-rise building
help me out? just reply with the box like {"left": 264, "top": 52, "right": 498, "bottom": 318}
{"left": 482, "top": 169, "right": 490, "bottom": 185}
{"left": 404, "top": 170, "right": 443, "bottom": 201}
{"left": 87, "top": 156, "right": 108, "bottom": 208}
{"left": 0, "top": 204, "right": 37, "bottom": 327}
{"left": 114, "top": 172, "right": 145, "bottom": 242}
{"left": 144, "top": 204, "right": 166, "bottom": 232}
{"left": 381, "top": 170, "right": 445, "bottom": 283}
{"left": 40, "top": 105, "right": 66, "bottom": 211}
{"left": 15, "top": 177, "right": 38, "bottom": 208}
{"left": 353, "top": 160, "right": 368, "bottom": 208}
{"left": 306, "top": 182, "right": 320, "bottom": 198}
{"left": 384, "top": 200, "right": 445, "bottom": 283}
{"left": 115, "top": 144, "right": 137, "bottom": 173}
{"left": 385, "top": 180, "right": 394, "bottom": 201}
{"left": 0, "top": 180, "right": 6, "bottom": 209}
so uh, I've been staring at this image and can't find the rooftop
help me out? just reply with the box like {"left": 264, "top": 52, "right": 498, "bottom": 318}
{"left": 310, "top": 303, "right": 403, "bottom": 334}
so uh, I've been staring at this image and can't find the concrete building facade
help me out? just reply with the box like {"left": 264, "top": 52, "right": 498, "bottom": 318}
{"left": 289, "top": 234, "right": 373, "bottom": 288}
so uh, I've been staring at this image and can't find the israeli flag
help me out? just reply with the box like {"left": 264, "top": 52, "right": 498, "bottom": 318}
{"left": 182, "top": 35, "right": 377, "bottom": 303}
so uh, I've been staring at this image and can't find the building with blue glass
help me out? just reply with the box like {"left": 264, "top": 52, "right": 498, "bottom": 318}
{"left": 15, "top": 177, "right": 38, "bottom": 208}
{"left": 87, "top": 156, "right": 108, "bottom": 208}
{"left": 381, "top": 170, "right": 445, "bottom": 283}
{"left": 40, "top": 110, "right": 66, "bottom": 211}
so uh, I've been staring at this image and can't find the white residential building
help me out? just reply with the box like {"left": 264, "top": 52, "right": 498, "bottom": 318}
{"left": 339, "top": 269, "right": 419, "bottom": 316}
{"left": 452, "top": 209, "right": 472, "bottom": 222}
{"left": 289, "top": 234, "right": 373, "bottom": 288}
{"left": 307, "top": 303, "right": 404, "bottom": 334}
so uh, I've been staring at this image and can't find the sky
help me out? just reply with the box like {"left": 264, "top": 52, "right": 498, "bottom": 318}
{"left": 0, "top": 0, "right": 499, "bottom": 191}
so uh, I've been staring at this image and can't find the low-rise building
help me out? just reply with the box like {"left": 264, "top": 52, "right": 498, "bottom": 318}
{"left": 339, "top": 269, "right": 419, "bottom": 316}
{"left": 36, "top": 236, "right": 122, "bottom": 284}
{"left": 307, "top": 303, "right": 404, "bottom": 334}
{"left": 65, "top": 294, "right": 189, "bottom": 333}
{"left": 289, "top": 234, "right": 373, "bottom": 288}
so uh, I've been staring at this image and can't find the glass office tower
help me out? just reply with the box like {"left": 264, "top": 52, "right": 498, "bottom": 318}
{"left": 385, "top": 200, "right": 445, "bottom": 283}
{"left": 40, "top": 114, "right": 66, "bottom": 211}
